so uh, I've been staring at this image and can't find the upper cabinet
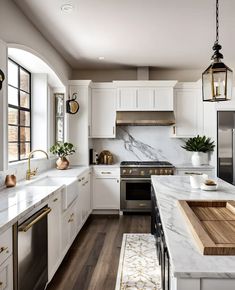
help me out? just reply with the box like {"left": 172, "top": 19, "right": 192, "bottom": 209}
{"left": 90, "top": 83, "right": 116, "bottom": 138}
{"left": 173, "top": 82, "right": 204, "bottom": 138}
{"left": 115, "top": 81, "right": 177, "bottom": 111}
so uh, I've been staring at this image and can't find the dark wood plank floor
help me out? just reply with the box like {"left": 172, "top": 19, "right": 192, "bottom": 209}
{"left": 47, "top": 214, "right": 151, "bottom": 290}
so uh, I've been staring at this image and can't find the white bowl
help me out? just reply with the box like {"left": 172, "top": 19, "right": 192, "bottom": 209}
{"left": 200, "top": 183, "right": 218, "bottom": 191}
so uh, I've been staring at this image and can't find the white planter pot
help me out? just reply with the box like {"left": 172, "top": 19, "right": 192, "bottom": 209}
{"left": 200, "top": 152, "right": 209, "bottom": 165}
{"left": 191, "top": 152, "right": 202, "bottom": 166}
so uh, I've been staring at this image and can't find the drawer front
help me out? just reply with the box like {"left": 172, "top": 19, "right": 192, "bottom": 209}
{"left": 93, "top": 167, "right": 120, "bottom": 178}
{"left": 0, "top": 228, "right": 12, "bottom": 266}
{"left": 0, "top": 256, "right": 13, "bottom": 290}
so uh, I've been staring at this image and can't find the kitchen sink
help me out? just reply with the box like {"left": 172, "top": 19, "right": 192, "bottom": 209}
{"left": 29, "top": 176, "right": 78, "bottom": 210}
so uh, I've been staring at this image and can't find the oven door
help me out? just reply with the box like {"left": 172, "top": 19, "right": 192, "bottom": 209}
{"left": 120, "top": 178, "right": 151, "bottom": 211}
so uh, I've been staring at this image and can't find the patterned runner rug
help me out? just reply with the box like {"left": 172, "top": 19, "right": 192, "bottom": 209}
{"left": 115, "top": 234, "right": 161, "bottom": 290}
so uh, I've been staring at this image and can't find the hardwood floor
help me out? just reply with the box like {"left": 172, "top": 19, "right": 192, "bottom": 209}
{"left": 47, "top": 214, "right": 151, "bottom": 290}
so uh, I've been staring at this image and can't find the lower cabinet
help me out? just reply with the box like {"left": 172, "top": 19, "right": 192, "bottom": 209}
{"left": 78, "top": 171, "right": 91, "bottom": 223}
{"left": 0, "top": 256, "right": 13, "bottom": 290}
{"left": 48, "top": 189, "right": 62, "bottom": 281}
{"left": 93, "top": 167, "right": 120, "bottom": 210}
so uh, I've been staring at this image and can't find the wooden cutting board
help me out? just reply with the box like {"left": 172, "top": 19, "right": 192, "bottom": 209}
{"left": 178, "top": 200, "right": 235, "bottom": 255}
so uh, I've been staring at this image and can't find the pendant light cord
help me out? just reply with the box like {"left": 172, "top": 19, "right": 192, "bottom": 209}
{"left": 215, "top": 0, "right": 219, "bottom": 44}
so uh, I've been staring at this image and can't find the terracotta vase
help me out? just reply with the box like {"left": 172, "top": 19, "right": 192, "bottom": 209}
{"left": 5, "top": 175, "right": 16, "bottom": 187}
{"left": 56, "top": 157, "right": 69, "bottom": 170}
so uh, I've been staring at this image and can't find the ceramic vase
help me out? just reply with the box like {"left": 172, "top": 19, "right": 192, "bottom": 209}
{"left": 56, "top": 157, "right": 69, "bottom": 170}
{"left": 191, "top": 152, "right": 202, "bottom": 166}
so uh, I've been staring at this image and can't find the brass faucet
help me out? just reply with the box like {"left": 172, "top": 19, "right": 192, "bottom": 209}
{"left": 26, "top": 149, "right": 49, "bottom": 180}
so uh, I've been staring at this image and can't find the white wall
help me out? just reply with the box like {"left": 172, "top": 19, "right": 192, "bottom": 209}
{"left": 0, "top": 0, "right": 71, "bottom": 85}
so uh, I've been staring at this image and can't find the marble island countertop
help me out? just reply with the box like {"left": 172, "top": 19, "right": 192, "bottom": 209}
{"left": 0, "top": 166, "right": 89, "bottom": 234}
{"left": 151, "top": 175, "right": 235, "bottom": 279}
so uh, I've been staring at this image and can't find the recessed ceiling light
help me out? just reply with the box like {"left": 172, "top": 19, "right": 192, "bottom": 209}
{"left": 61, "top": 3, "right": 73, "bottom": 14}
{"left": 98, "top": 56, "right": 105, "bottom": 60}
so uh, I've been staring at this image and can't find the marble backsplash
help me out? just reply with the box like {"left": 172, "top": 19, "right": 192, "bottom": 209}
{"left": 93, "top": 126, "right": 191, "bottom": 164}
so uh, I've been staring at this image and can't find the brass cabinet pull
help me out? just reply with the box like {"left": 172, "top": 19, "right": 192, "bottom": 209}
{"left": 0, "top": 282, "right": 3, "bottom": 286}
{"left": 139, "top": 203, "right": 147, "bottom": 207}
{"left": 78, "top": 179, "right": 82, "bottom": 182}
{"left": 53, "top": 198, "right": 58, "bottom": 202}
{"left": 19, "top": 207, "right": 51, "bottom": 232}
{"left": 101, "top": 171, "right": 111, "bottom": 174}
{"left": 82, "top": 177, "right": 85, "bottom": 181}
{"left": 113, "top": 126, "right": 115, "bottom": 135}
{"left": 0, "top": 246, "right": 8, "bottom": 254}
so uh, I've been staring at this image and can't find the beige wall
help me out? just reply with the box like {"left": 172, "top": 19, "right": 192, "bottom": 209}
{"left": 71, "top": 67, "right": 202, "bottom": 82}
{"left": 0, "top": 0, "right": 72, "bottom": 85}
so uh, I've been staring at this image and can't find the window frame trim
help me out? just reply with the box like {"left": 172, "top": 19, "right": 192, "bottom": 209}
{"left": 8, "top": 58, "right": 32, "bottom": 163}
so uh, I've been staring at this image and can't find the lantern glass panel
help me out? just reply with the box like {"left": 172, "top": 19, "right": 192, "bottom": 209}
{"left": 226, "top": 69, "right": 233, "bottom": 100}
{"left": 202, "top": 69, "right": 213, "bottom": 101}
{"left": 212, "top": 70, "right": 226, "bottom": 100}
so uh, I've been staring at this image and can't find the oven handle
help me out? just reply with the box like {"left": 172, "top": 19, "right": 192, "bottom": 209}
{"left": 121, "top": 178, "right": 151, "bottom": 181}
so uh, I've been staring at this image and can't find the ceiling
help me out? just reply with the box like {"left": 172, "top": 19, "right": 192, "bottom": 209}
{"left": 13, "top": 0, "right": 235, "bottom": 70}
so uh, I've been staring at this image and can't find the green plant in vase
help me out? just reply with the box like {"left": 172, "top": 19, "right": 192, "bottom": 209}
{"left": 50, "top": 142, "right": 76, "bottom": 170}
{"left": 181, "top": 135, "right": 215, "bottom": 166}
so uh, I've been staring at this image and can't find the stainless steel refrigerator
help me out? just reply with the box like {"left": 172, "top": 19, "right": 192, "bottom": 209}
{"left": 217, "top": 111, "right": 235, "bottom": 184}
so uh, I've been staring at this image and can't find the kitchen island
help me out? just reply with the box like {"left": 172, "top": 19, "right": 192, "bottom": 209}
{"left": 151, "top": 175, "right": 235, "bottom": 290}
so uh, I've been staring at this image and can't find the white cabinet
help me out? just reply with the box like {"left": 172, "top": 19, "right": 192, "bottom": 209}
{"left": 0, "top": 256, "right": 13, "bottom": 290}
{"left": 93, "top": 167, "right": 120, "bottom": 210}
{"left": 115, "top": 81, "right": 177, "bottom": 111}
{"left": 175, "top": 167, "right": 215, "bottom": 178}
{"left": 78, "top": 171, "right": 91, "bottom": 224}
{"left": 0, "top": 227, "right": 13, "bottom": 290}
{"left": 155, "top": 87, "right": 174, "bottom": 111}
{"left": 173, "top": 83, "right": 203, "bottom": 138}
{"left": 91, "top": 87, "right": 116, "bottom": 138}
{"left": 117, "top": 87, "right": 137, "bottom": 110}
{"left": 48, "top": 189, "right": 62, "bottom": 281}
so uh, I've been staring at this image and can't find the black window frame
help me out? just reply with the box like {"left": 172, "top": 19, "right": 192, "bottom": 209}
{"left": 8, "top": 58, "right": 32, "bottom": 163}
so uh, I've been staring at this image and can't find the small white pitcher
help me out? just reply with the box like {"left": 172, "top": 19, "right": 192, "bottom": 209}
{"left": 190, "top": 174, "right": 208, "bottom": 189}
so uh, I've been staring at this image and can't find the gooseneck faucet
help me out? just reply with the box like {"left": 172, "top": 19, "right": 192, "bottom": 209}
{"left": 26, "top": 149, "right": 49, "bottom": 180}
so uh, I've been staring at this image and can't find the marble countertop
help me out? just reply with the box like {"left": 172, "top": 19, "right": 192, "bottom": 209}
{"left": 174, "top": 163, "right": 214, "bottom": 169}
{"left": 0, "top": 166, "right": 90, "bottom": 234}
{"left": 151, "top": 175, "right": 235, "bottom": 279}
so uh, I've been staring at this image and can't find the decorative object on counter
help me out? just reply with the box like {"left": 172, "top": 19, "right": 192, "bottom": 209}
{"left": 5, "top": 174, "right": 16, "bottom": 187}
{"left": 50, "top": 142, "right": 76, "bottom": 170}
{"left": 181, "top": 135, "right": 215, "bottom": 166}
{"left": 201, "top": 179, "right": 218, "bottom": 191}
{"left": 0, "top": 69, "right": 5, "bottom": 90}
{"left": 66, "top": 93, "right": 79, "bottom": 114}
{"left": 98, "top": 150, "right": 113, "bottom": 165}
{"left": 188, "top": 173, "right": 208, "bottom": 189}
{"left": 202, "top": 0, "right": 233, "bottom": 102}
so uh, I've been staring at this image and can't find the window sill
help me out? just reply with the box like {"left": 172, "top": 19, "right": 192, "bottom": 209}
{"left": 8, "top": 156, "right": 56, "bottom": 167}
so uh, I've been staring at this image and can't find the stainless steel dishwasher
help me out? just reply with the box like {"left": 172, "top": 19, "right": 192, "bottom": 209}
{"left": 15, "top": 205, "right": 51, "bottom": 290}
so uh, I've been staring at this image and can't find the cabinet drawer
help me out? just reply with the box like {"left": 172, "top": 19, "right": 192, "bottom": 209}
{"left": 0, "top": 255, "right": 13, "bottom": 290}
{"left": 0, "top": 228, "right": 12, "bottom": 266}
{"left": 93, "top": 167, "right": 120, "bottom": 178}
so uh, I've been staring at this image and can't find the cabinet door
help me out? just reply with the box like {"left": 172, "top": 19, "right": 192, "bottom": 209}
{"left": 93, "top": 178, "right": 120, "bottom": 209}
{"left": 91, "top": 88, "right": 116, "bottom": 138}
{"left": 0, "top": 255, "right": 13, "bottom": 290}
{"left": 155, "top": 87, "right": 173, "bottom": 111}
{"left": 174, "top": 88, "right": 203, "bottom": 137}
{"left": 117, "top": 88, "right": 137, "bottom": 110}
{"left": 61, "top": 208, "right": 71, "bottom": 256}
{"left": 137, "top": 88, "right": 155, "bottom": 110}
{"left": 48, "top": 190, "right": 62, "bottom": 281}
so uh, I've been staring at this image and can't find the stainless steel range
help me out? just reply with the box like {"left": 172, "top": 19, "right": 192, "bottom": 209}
{"left": 120, "top": 161, "right": 174, "bottom": 212}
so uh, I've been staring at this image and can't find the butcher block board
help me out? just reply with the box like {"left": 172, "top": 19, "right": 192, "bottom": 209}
{"left": 178, "top": 200, "right": 235, "bottom": 255}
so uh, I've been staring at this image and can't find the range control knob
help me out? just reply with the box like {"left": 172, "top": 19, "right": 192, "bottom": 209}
{"left": 149, "top": 169, "right": 153, "bottom": 175}
{"left": 129, "top": 169, "right": 132, "bottom": 174}
{"left": 165, "top": 169, "right": 169, "bottom": 175}
{"left": 160, "top": 169, "right": 164, "bottom": 175}
{"left": 122, "top": 169, "right": 126, "bottom": 174}
{"left": 155, "top": 169, "right": 159, "bottom": 175}
{"left": 140, "top": 170, "right": 145, "bottom": 175}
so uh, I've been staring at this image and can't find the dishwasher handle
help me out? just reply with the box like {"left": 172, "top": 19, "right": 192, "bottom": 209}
{"left": 19, "top": 207, "right": 51, "bottom": 232}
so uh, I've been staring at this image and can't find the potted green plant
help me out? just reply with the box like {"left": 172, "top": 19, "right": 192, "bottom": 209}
{"left": 181, "top": 135, "right": 215, "bottom": 166}
{"left": 50, "top": 142, "right": 76, "bottom": 170}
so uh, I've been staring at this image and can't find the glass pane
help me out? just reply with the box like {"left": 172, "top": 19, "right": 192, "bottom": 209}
{"left": 20, "top": 68, "right": 30, "bottom": 92}
{"left": 20, "top": 110, "right": 30, "bottom": 126}
{"left": 20, "top": 143, "right": 30, "bottom": 159}
{"left": 55, "top": 95, "right": 64, "bottom": 116}
{"left": 56, "top": 117, "right": 64, "bottom": 142}
{"left": 20, "top": 127, "right": 30, "bottom": 142}
{"left": 8, "top": 143, "right": 18, "bottom": 162}
{"left": 202, "top": 70, "right": 213, "bottom": 101}
{"left": 8, "top": 60, "right": 18, "bottom": 87}
{"left": 8, "top": 107, "right": 18, "bottom": 125}
{"left": 8, "top": 125, "right": 18, "bottom": 142}
{"left": 213, "top": 71, "right": 226, "bottom": 100}
{"left": 8, "top": 86, "right": 18, "bottom": 106}
{"left": 20, "top": 91, "right": 30, "bottom": 108}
